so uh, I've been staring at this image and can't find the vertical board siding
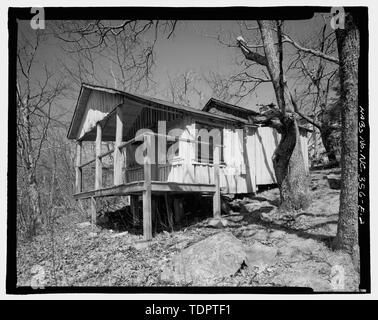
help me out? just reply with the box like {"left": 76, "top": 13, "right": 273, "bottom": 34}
{"left": 78, "top": 91, "right": 124, "bottom": 139}
{"left": 77, "top": 89, "right": 310, "bottom": 193}
{"left": 221, "top": 125, "right": 249, "bottom": 194}
{"left": 245, "top": 127, "right": 257, "bottom": 192}
{"left": 255, "top": 127, "right": 280, "bottom": 185}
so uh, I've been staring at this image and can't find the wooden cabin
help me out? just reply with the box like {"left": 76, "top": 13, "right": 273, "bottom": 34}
{"left": 68, "top": 83, "right": 310, "bottom": 240}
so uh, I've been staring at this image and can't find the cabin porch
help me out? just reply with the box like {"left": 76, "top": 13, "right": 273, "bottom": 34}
{"left": 74, "top": 128, "right": 222, "bottom": 241}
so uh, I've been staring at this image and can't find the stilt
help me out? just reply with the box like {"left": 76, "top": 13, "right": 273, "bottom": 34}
{"left": 130, "top": 195, "right": 139, "bottom": 226}
{"left": 173, "top": 197, "right": 184, "bottom": 223}
{"left": 90, "top": 197, "right": 97, "bottom": 229}
{"left": 75, "top": 141, "right": 82, "bottom": 193}
{"left": 165, "top": 193, "right": 174, "bottom": 231}
{"left": 213, "top": 144, "right": 221, "bottom": 218}
{"left": 95, "top": 123, "right": 102, "bottom": 190}
{"left": 143, "top": 134, "right": 152, "bottom": 241}
{"left": 114, "top": 106, "right": 124, "bottom": 185}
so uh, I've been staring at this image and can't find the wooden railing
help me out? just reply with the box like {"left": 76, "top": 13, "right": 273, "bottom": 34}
{"left": 75, "top": 123, "right": 223, "bottom": 241}
{"left": 75, "top": 124, "right": 223, "bottom": 204}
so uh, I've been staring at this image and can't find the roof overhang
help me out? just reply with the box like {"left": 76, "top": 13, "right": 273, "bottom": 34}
{"left": 67, "top": 84, "right": 246, "bottom": 141}
{"left": 202, "top": 98, "right": 260, "bottom": 116}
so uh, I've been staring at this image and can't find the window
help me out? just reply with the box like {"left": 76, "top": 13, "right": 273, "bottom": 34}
{"left": 195, "top": 122, "right": 224, "bottom": 164}
{"left": 166, "top": 137, "right": 180, "bottom": 161}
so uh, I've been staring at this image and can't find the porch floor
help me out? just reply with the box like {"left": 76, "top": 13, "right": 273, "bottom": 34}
{"left": 73, "top": 180, "right": 216, "bottom": 199}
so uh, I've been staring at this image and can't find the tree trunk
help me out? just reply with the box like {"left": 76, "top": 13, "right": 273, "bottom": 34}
{"left": 259, "top": 20, "right": 310, "bottom": 211}
{"left": 333, "top": 13, "right": 359, "bottom": 266}
{"left": 237, "top": 21, "right": 311, "bottom": 211}
{"left": 273, "top": 114, "right": 310, "bottom": 210}
{"left": 27, "top": 173, "right": 42, "bottom": 238}
{"left": 320, "top": 126, "right": 339, "bottom": 164}
{"left": 18, "top": 97, "right": 43, "bottom": 238}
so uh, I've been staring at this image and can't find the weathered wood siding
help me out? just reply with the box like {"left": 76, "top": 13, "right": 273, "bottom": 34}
{"left": 252, "top": 126, "right": 309, "bottom": 186}
{"left": 78, "top": 90, "right": 124, "bottom": 139}
{"left": 83, "top": 98, "right": 309, "bottom": 192}
{"left": 221, "top": 125, "right": 251, "bottom": 194}
{"left": 254, "top": 126, "right": 280, "bottom": 185}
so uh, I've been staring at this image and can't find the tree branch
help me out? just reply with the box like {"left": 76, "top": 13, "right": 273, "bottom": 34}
{"left": 282, "top": 33, "right": 339, "bottom": 64}
{"left": 285, "top": 83, "right": 321, "bottom": 130}
{"left": 237, "top": 36, "right": 268, "bottom": 66}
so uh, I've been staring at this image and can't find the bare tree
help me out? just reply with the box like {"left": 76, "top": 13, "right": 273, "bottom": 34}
{"left": 237, "top": 21, "right": 312, "bottom": 210}
{"left": 54, "top": 20, "right": 177, "bottom": 94}
{"left": 164, "top": 70, "right": 206, "bottom": 107}
{"left": 237, "top": 16, "right": 361, "bottom": 262}
{"left": 286, "top": 18, "right": 341, "bottom": 164}
{"left": 17, "top": 29, "right": 67, "bottom": 237}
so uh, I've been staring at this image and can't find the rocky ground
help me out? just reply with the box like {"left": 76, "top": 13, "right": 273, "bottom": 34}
{"left": 17, "top": 168, "right": 360, "bottom": 292}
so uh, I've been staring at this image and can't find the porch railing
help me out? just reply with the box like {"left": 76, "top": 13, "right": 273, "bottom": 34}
{"left": 75, "top": 128, "right": 222, "bottom": 199}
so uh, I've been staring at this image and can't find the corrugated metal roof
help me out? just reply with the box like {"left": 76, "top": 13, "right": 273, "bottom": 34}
{"left": 67, "top": 83, "right": 248, "bottom": 140}
{"left": 202, "top": 98, "right": 260, "bottom": 115}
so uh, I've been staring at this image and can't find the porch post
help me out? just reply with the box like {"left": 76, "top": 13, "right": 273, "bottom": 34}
{"left": 95, "top": 123, "right": 102, "bottom": 190}
{"left": 143, "top": 134, "right": 152, "bottom": 241}
{"left": 75, "top": 141, "right": 82, "bottom": 193}
{"left": 114, "top": 106, "right": 124, "bottom": 185}
{"left": 90, "top": 196, "right": 97, "bottom": 229}
{"left": 213, "top": 144, "right": 221, "bottom": 218}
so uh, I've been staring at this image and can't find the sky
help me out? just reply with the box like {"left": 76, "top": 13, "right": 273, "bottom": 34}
{"left": 17, "top": 14, "right": 337, "bottom": 125}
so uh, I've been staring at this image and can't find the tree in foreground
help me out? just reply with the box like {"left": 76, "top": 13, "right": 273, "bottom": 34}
{"left": 237, "top": 21, "right": 312, "bottom": 211}
{"left": 237, "top": 15, "right": 361, "bottom": 266}
{"left": 332, "top": 12, "right": 360, "bottom": 267}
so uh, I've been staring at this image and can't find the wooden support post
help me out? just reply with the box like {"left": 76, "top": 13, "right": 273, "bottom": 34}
{"left": 75, "top": 141, "right": 82, "bottom": 193}
{"left": 213, "top": 144, "right": 221, "bottom": 219}
{"left": 90, "top": 197, "right": 97, "bottom": 229}
{"left": 143, "top": 134, "right": 152, "bottom": 241}
{"left": 95, "top": 123, "right": 102, "bottom": 190}
{"left": 114, "top": 106, "right": 124, "bottom": 185}
{"left": 130, "top": 195, "right": 139, "bottom": 226}
{"left": 165, "top": 193, "right": 174, "bottom": 232}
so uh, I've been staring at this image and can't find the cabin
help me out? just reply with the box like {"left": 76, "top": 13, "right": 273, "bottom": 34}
{"left": 68, "top": 83, "right": 310, "bottom": 240}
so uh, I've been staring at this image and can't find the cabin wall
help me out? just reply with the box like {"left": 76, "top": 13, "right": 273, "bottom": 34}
{"left": 81, "top": 95, "right": 310, "bottom": 190}
{"left": 244, "top": 126, "right": 257, "bottom": 192}
{"left": 156, "top": 119, "right": 264, "bottom": 194}
{"left": 254, "top": 127, "right": 281, "bottom": 185}
{"left": 253, "top": 126, "right": 309, "bottom": 187}
{"left": 158, "top": 116, "right": 196, "bottom": 183}
{"left": 158, "top": 124, "right": 310, "bottom": 190}
{"left": 221, "top": 124, "right": 252, "bottom": 194}
{"left": 151, "top": 117, "right": 253, "bottom": 194}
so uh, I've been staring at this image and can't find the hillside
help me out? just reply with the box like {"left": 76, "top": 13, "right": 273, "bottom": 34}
{"left": 17, "top": 168, "right": 359, "bottom": 291}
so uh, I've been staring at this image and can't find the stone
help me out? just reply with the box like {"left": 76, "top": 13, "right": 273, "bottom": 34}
{"left": 88, "top": 232, "right": 97, "bottom": 238}
{"left": 97, "top": 215, "right": 109, "bottom": 225}
{"left": 277, "top": 238, "right": 317, "bottom": 260}
{"left": 245, "top": 242, "right": 278, "bottom": 270}
{"left": 243, "top": 201, "right": 273, "bottom": 213}
{"left": 111, "top": 231, "right": 128, "bottom": 238}
{"left": 268, "top": 230, "right": 286, "bottom": 239}
{"left": 160, "top": 232, "right": 246, "bottom": 285}
{"left": 327, "top": 174, "right": 341, "bottom": 189}
{"left": 227, "top": 215, "right": 244, "bottom": 222}
{"left": 242, "top": 229, "right": 268, "bottom": 241}
{"left": 77, "top": 221, "right": 91, "bottom": 228}
{"left": 272, "top": 271, "right": 331, "bottom": 291}
{"left": 133, "top": 241, "right": 151, "bottom": 250}
{"left": 207, "top": 218, "right": 228, "bottom": 229}
{"left": 260, "top": 211, "right": 273, "bottom": 222}
{"left": 174, "top": 240, "right": 189, "bottom": 250}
